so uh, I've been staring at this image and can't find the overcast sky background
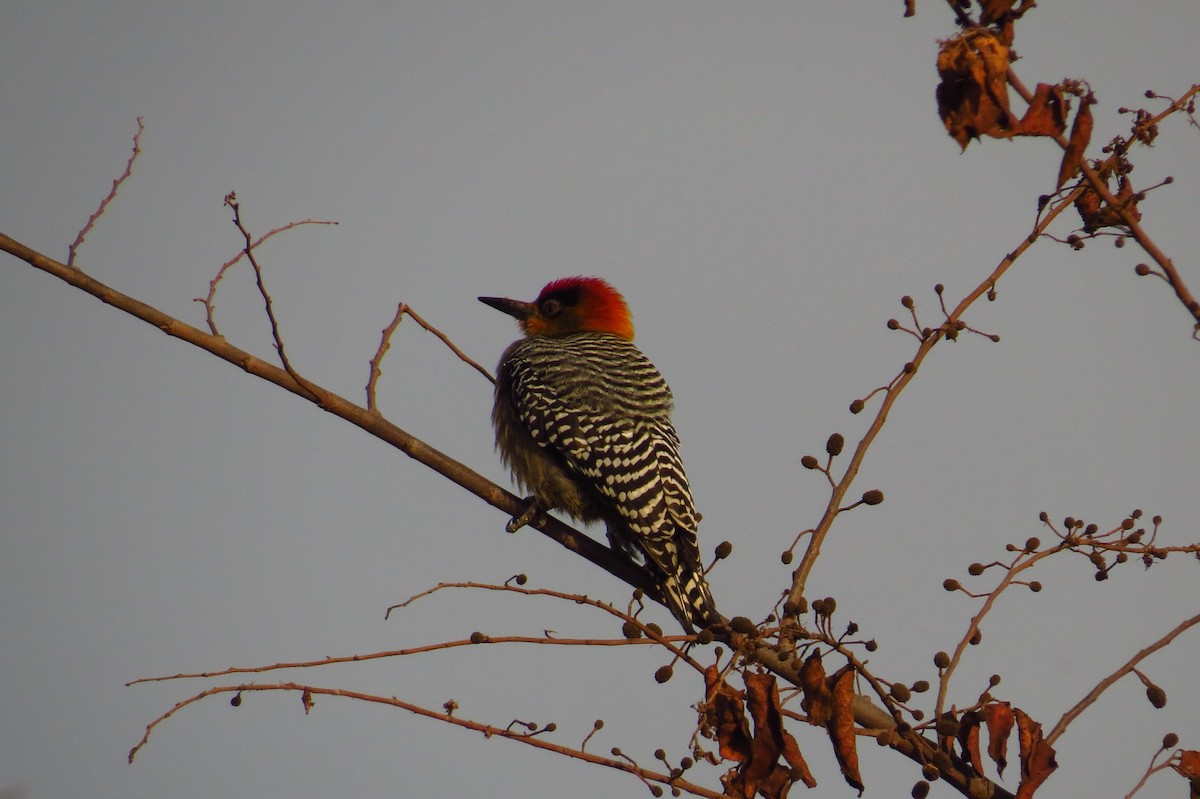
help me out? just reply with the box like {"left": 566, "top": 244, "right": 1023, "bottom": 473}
{"left": 2, "top": 3, "right": 1198, "bottom": 799}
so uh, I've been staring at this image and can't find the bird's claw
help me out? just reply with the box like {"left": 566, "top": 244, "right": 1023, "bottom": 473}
{"left": 506, "top": 497, "right": 542, "bottom": 533}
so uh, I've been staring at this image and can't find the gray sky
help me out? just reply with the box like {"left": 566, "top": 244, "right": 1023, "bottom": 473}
{"left": 2, "top": 2, "right": 1198, "bottom": 798}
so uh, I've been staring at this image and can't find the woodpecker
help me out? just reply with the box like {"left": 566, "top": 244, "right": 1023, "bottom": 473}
{"left": 479, "top": 276, "right": 718, "bottom": 633}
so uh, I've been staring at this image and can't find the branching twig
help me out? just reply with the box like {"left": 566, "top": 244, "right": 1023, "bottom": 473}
{"left": 224, "top": 193, "right": 319, "bottom": 403}
{"left": 935, "top": 545, "right": 1058, "bottom": 718}
{"left": 195, "top": 217, "right": 337, "bottom": 336}
{"left": 1046, "top": 611, "right": 1200, "bottom": 745}
{"left": 127, "top": 634, "right": 679, "bottom": 686}
{"left": 68, "top": 117, "right": 144, "bottom": 268}
{"left": 1067, "top": 86, "right": 1200, "bottom": 328}
{"left": 126, "top": 682, "right": 727, "bottom": 798}
{"left": 787, "top": 183, "right": 1085, "bottom": 608}
{"left": 387, "top": 581, "right": 704, "bottom": 673}
{"left": 367, "top": 302, "right": 495, "bottom": 412}
{"left": 1124, "top": 742, "right": 1184, "bottom": 799}
{"left": 932, "top": 1, "right": 1197, "bottom": 327}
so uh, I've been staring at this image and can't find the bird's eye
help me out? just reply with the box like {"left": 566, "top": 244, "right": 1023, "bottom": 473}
{"left": 540, "top": 299, "right": 562, "bottom": 318}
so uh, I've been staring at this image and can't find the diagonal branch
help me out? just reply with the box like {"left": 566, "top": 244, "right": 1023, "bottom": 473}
{"left": 1046, "top": 611, "right": 1200, "bottom": 745}
{"left": 68, "top": 117, "right": 144, "bottom": 268}
{"left": 934, "top": 546, "right": 1058, "bottom": 718}
{"left": 224, "top": 193, "right": 319, "bottom": 403}
{"left": 0, "top": 232, "right": 659, "bottom": 604}
{"left": 786, "top": 183, "right": 1085, "bottom": 607}
{"left": 748, "top": 643, "right": 1014, "bottom": 799}
{"left": 1008, "top": 74, "right": 1200, "bottom": 328}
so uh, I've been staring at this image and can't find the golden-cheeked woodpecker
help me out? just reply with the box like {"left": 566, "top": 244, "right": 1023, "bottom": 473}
{"left": 479, "top": 276, "right": 718, "bottom": 633}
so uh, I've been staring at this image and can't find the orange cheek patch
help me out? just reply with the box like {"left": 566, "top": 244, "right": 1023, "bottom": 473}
{"left": 522, "top": 317, "right": 553, "bottom": 336}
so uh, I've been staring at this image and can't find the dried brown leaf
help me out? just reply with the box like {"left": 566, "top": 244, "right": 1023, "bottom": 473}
{"left": 1057, "top": 98, "right": 1094, "bottom": 188}
{"left": 799, "top": 651, "right": 832, "bottom": 726}
{"left": 1014, "top": 738, "right": 1056, "bottom": 799}
{"left": 983, "top": 702, "right": 1014, "bottom": 777}
{"left": 936, "top": 29, "right": 1014, "bottom": 150}
{"left": 705, "top": 664, "right": 752, "bottom": 763}
{"left": 742, "top": 673, "right": 780, "bottom": 798}
{"left": 765, "top": 678, "right": 817, "bottom": 790}
{"left": 827, "top": 664, "right": 864, "bottom": 795}
{"left": 1113, "top": 174, "right": 1142, "bottom": 225}
{"left": 744, "top": 673, "right": 818, "bottom": 798}
{"left": 1013, "top": 709, "right": 1057, "bottom": 799}
{"left": 1014, "top": 709, "right": 1039, "bottom": 768}
{"left": 1175, "top": 752, "right": 1200, "bottom": 799}
{"left": 956, "top": 709, "right": 984, "bottom": 776}
{"left": 979, "top": 0, "right": 1018, "bottom": 24}
{"left": 781, "top": 728, "right": 818, "bottom": 790}
{"left": 1075, "top": 171, "right": 1141, "bottom": 232}
{"left": 982, "top": 0, "right": 1036, "bottom": 28}
{"left": 1176, "top": 751, "right": 1200, "bottom": 780}
{"left": 1075, "top": 187, "right": 1104, "bottom": 230}
{"left": 1015, "top": 83, "right": 1068, "bottom": 138}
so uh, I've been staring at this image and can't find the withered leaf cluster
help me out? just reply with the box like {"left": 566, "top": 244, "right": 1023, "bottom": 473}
{"left": 954, "top": 702, "right": 1057, "bottom": 799}
{"left": 935, "top": 30, "right": 1079, "bottom": 152}
{"left": 797, "top": 652, "right": 862, "bottom": 794}
{"left": 1074, "top": 172, "right": 1141, "bottom": 231}
{"left": 936, "top": 29, "right": 1015, "bottom": 149}
{"left": 703, "top": 665, "right": 817, "bottom": 799}
{"left": 699, "top": 653, "right": 865, "bottom": 798}
{"left": 934, "top": 9, "right": 1128, "bottom": 234}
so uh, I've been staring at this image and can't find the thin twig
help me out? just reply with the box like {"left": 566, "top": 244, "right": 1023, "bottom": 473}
{"left": 1123, "top": 746, "right": 1176, "bottom": 799}
{"left": 934, "top": 546, "right": 1058, "bottom": 719}
{"left": 367, "top": 303, "right": 406, "bottom": 411}
{"left": 224, "top": 193, "right": 319, "bottom": 403}
{"left": 787, "top": 183, "right": 1085, "bottom": 607}
{"left": 196, "top": 217, "right": 338, "bottom": 336}
{"left": 1046, "top": 611, "right": 1200, "bottom": 745}
{"left": 125, "top": 682, "right": 727, "bottom": 798}
{"left": 397, "top": 303, "right": 495, "bottom": 384}
{"left": 1006, "top": 71, "right": 1200, "bottom": 327}
{"left": 127, "top": 634, "right": 677, "bottom": 686}
{"left": 387, "top": 581, "right": 704, "bottom": 672}
{"left": 68, "top": 117, "right": 144, "bottom": 268}
{"left": 366, "top": 302, "right": 495, "bottom": 412}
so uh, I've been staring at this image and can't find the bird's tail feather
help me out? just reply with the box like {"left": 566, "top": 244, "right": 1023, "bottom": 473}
{"left": 658, "top": 565, "right": 720, "bottom": 634}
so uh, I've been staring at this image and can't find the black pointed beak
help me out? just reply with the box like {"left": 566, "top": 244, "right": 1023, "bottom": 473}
{"left": 478, "top": 295, "right": 535, "bottom": 321}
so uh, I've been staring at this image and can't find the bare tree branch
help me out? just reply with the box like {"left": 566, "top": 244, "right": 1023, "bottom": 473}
{"left": 367, "top": 302, "right": 495, "bottom": 412}
{"left": 195, "top": 216, "right": 338, "bottom": 336}
{"left": 128, "top": 635, "right": 683, "bottom": 686}
{"left": 68, "top": 117, "right": 143, "bottom": 268}
{"left": 1047, "top": 611, "right": 1200, "bottom": 745}
{"left": 126, "top": 681, "right": 729, "bottom": 798}
{"left": 224, "top": 192, "right": 319, "bottom": 403}
{"left": 0, "top": 232, "right": 658, "bottom": 603}
{"left": 787, "top": 182, "right": 1085, "bottom": 608}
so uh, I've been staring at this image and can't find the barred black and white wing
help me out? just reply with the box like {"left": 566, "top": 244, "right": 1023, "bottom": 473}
{"left": 502, "top": 332, "right": 718, "bottom": 631}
